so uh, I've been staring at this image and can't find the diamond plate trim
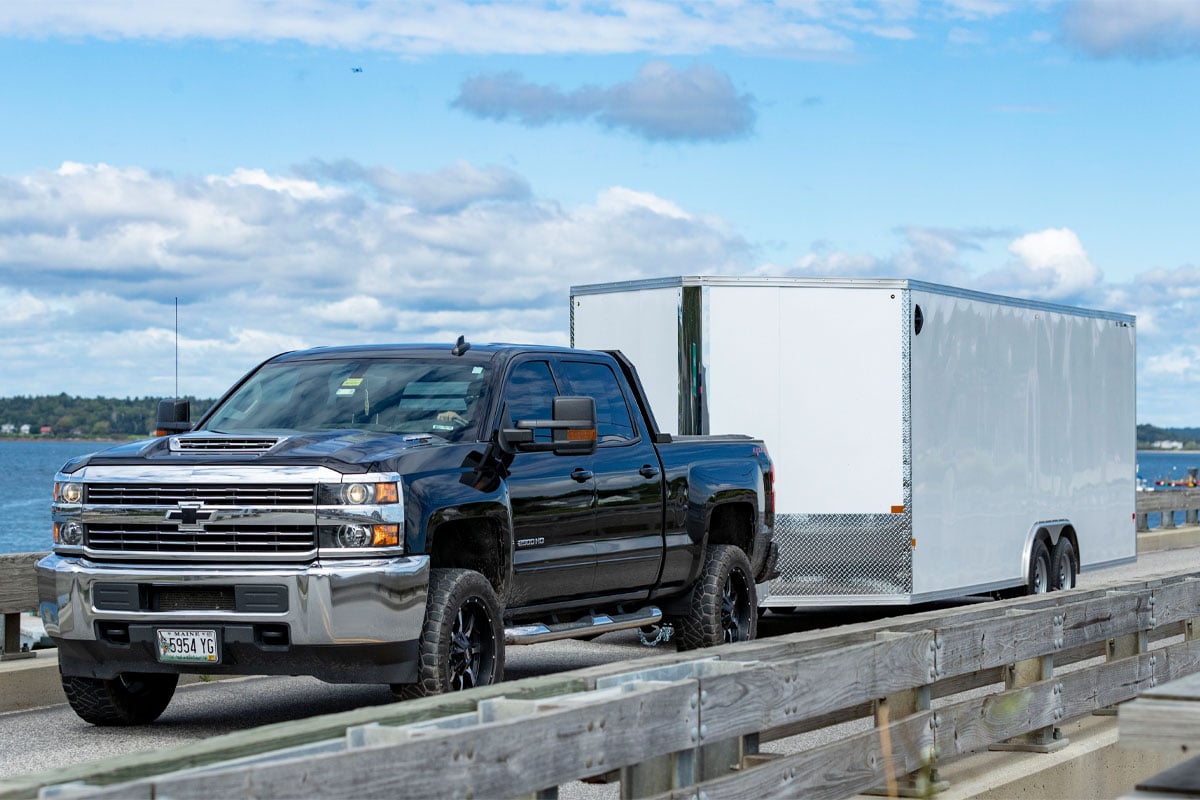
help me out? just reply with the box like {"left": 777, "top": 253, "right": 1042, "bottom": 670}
{"left": 772, "top": 512, "right": 913, "bottom": 596}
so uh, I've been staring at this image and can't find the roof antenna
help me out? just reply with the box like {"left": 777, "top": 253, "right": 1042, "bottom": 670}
{"left": 175, "top": 297, "right": 180, "bottom": 398}
{"left": 451, "top": 335, "right": 471, "bottom": 356}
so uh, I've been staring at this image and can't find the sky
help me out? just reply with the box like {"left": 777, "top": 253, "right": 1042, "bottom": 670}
{"left": 0, "top": 0, "right": 1198, "bottom": 425}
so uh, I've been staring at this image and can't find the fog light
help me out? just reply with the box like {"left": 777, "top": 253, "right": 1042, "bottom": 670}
{"left": 336, "top": 524, "right": 372, "bottom": 548}
{"left": 57, "top": 521, "right": 84, "bottom": 546}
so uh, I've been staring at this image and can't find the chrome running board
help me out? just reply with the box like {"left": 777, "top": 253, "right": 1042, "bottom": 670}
{"left": 504, "top": 606, "right": 663, "bottom": 645}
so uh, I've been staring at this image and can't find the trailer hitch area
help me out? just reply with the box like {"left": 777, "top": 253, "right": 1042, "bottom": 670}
{"left": 638, "top": 622, "right": 674, "bottom": 647}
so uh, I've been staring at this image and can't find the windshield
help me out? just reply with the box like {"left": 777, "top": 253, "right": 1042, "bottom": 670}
{"left": 204, "top": 358, "right": 489, "bottom": 441}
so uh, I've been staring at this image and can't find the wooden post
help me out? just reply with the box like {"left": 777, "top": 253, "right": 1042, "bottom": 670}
{"left": 990, "top": 653, "right": 1069, "bottom": 752}
{"left": 863, "top": 629, "right": 946, "bottom": 797}
{"left": 1094, "top": 618, "right": 1149, "bottom": 716}
{"left": 0, "top": 552, "right": 43, "bottom": 661}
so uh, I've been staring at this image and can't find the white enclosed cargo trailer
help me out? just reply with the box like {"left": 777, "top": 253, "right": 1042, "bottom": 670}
{"left": 570, "top": 277, "right": 1137, "bottom": 606}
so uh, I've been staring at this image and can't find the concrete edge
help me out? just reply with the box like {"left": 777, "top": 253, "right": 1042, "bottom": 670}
{"left": 2, "top": 525, "right": 1197, "bottom": 717}
{"left": 900, "top": 714, "right": 1190, "bottom": 800}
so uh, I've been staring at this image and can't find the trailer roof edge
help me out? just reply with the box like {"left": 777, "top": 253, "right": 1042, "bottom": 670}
{"left": 569, "top": 276, "right": 1136, "bottom": 325}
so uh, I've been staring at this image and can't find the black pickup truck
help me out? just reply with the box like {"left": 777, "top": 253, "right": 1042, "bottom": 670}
{"left": 37, "top": 340, "right": 777, "bottom": 725}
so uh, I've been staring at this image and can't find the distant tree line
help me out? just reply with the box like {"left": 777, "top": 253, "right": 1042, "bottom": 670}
{"left": 1138, "top": 423, "right": 1200, "bottom": 450}
{"left": 0, "top": 395, "right": 213, "bottom": 439}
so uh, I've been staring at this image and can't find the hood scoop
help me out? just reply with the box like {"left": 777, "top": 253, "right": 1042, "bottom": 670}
{"left": 169, "top": 434, "right": 286, "bottom": 454}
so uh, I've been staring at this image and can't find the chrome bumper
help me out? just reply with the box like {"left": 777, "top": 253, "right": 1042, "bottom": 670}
{"left": 36, "top": 553, "right": 429, "bottom": 647}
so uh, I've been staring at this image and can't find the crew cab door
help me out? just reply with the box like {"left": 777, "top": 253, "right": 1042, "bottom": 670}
{"left": 557, "top": 358, "right": 665, "bottom": 596}
{"left": 501, "top": 358, "right": 598, "bottom": 604}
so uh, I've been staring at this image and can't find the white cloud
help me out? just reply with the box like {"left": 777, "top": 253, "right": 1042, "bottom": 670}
{"left": 978, "top": 227, "right": 1102, "bottom": 301}
{"left": 1063, "top": 0, "right": 1200, "bottom": 59}
{"left": 1145, "top": 348, "right": 1198, "bottom": 377}
{"left": 454, "top": 61, "right": 757, "bottom": 142}
{"left": 0, "top": 160, "right": 754, "bottom": 397}
{"left": 210, "top": 169, "right": 345, "bottom": 201}
{"left": 0, "top": 1, "right": 859, "bottom": 57}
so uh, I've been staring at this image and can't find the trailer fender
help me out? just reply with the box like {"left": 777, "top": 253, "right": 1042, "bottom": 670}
{"left": 1019, "top": 520, "right": 1073, "bottom": 585}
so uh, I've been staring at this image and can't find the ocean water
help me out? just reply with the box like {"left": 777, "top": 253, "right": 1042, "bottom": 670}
{"left": 0, "top": 440, "right": 113, "bottom": 554}
{"left": 2, "top": 440, "right": 1199, "bottom": 554}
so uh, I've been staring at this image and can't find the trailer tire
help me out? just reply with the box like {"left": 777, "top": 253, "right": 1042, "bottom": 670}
{"left": 1027, "top": 539, "right": 1052, "bottom": 595}
{"left": 394, "top": 568, "right": 504, "bottom": 700}
{"left": 61, "top": 671, "right": 178, "bottom": 726}
{"left": 1051, "top": 538, "right": 1077, "bottom": 591}
{"left": 674, "top": 545, "right": 758, "bottom": 651}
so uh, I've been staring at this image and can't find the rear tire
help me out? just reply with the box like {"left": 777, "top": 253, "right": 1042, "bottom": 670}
{"left": 1027, "top": 539, "right": 1052, "bottom": 595}
{"left": 394, "top": 568, "right": 504, "bottom": 699}
{"left": 61, "top": 672, "right": 178, "bottom": 726}
{"left": 1051, "top": 538, "right": 1077, "bottom": 591}
{"left": 675, "top": 545, "right": 758, "bottom": 651}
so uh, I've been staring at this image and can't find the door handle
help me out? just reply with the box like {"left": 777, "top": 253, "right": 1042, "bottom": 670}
{"left": 571, "top": 468, "right": 594, "bottom": 482}
{"left": 639, "top": 465, "right": 660, "bottom": 479}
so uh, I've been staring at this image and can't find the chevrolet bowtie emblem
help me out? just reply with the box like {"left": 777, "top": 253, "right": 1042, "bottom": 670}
{"left": 165, "top": 501, "right": 213, "bottom": 529}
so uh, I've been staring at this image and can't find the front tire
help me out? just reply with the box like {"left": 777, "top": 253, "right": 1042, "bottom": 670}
{"left": 395, "top": 568, "right": 504, "bottom": 699}
{"left": 61, "top": 671, "right": 178, "bottom": 726}
{"left": 675, "top": 545, "right": 758, "bottom": 651}
{"left": 1051, "top": 538, "right": 1077, "bottom": 590}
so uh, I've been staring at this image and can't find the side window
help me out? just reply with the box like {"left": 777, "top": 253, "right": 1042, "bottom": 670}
{"left": 503, "top": 360, "right": 558, "bottom": 443}
{"left": 559, "top": 361, "right": 637, "bottom": 444}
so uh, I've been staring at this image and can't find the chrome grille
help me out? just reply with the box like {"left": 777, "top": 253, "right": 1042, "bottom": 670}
{"left": 171, "top": 436, "right": 283, "bottom": 453}
{"left": 86, "top": 484, "right": 315, "bottom": 506}
{"left": 86, "top": 523, "right": 316, "bottom": 554}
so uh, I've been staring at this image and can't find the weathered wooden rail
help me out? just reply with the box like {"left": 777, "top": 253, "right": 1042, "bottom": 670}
{"left": 0, "top": 552, "right": 40, "bottom": 660}
{"left": 3, "top": 568, "right": 1200, "bottom": 800}
{"left": 1136, "top": 488, "right": 1200, "bottom": 532}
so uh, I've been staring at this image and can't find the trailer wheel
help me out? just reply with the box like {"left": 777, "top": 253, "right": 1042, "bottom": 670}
{"left": 61, "top": 671, "right": 178, "bottom": 726}
{"left": 675, "top": 545, "right": 758, "bottom": 651}
{"left": 395, "top": 568, "right": 504, "bottom": 700}
{"left": 1051, "top": 539, "right": 1077, "bottom": 591}
{"left": 1027, "top": 539, "right": 1052, "bottom": 595}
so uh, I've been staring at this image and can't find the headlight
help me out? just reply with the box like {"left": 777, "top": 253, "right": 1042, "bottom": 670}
{"left": 56, "top": 482, "right": 83, "bottom": 504}
{"left": 317, "top": 482, "right": 399, "bottom": 505}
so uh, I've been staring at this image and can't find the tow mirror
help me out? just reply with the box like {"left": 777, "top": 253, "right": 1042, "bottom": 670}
{"left": 499, "top": 396, "right": 597, "bottom": 455}
{"left": 155, "top": 399, "right": 193, "bottom": 436}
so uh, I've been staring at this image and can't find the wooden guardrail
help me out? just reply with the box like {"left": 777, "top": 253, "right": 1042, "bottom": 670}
{"left": 3, "top": 570, "right": 1200, "bottom": 800}
{"left": 0, "top": 552, "right": 41, "bottom": 659}
{"left": 1136, "top": 488, "right": 1200, "bottom": 532}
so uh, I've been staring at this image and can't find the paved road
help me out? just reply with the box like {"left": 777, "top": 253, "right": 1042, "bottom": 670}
{"left": 3, "top": 545, "right": 1197, "bottom": 784}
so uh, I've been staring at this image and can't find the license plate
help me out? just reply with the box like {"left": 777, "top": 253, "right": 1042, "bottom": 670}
{"left": 156, "top": 628, "right": 220, "bottom": 664}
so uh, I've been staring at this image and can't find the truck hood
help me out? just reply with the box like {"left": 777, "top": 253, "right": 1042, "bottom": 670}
{"left": 63, "top": 429, "right": 450, "bottom": 474}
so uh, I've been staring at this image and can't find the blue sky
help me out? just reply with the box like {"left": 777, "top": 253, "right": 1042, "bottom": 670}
{"left": 1, "top": 0, "right": 1198, "bottom": 425}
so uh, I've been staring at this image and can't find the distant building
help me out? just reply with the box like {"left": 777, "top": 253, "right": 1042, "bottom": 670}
{"left": 19, "top": 424, "right": 30, "bottom": 435}
{"left": 0, "top": 423, "right": 13, "bottom": 434}
{"left": 39, "top": 426, "right": 52, "bottom": 436}
{"left": 1153, "top": 440, "right": 1185, "bottom": 450}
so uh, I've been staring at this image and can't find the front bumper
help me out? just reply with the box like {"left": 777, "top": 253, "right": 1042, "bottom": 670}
{"left": 36, "top": 553, "right": 429, "bottom": 684}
